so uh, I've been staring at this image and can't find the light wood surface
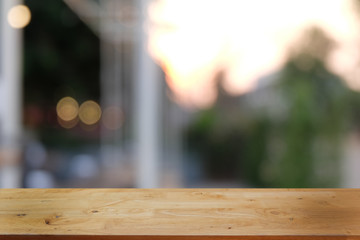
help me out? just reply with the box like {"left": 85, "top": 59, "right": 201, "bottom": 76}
{"left": 0, "top": 189, "right": 359, "bottom": 239}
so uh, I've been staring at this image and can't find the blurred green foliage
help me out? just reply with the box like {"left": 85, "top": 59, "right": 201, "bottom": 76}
{"left": 24, "top": 0, "right": 100, "bottom": 105}
{"left": 23, "top": 0, "right": 100, "bottom": 147}
{"left": 186, "top": 28, "right": 360, "bottom": 187}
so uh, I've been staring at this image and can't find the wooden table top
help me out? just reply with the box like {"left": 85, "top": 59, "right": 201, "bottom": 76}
{"left": 0, "top": 188, "right": 359, "bottom": 239}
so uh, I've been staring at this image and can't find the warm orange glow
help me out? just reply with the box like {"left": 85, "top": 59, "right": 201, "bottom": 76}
{"left": 79, "top": 101, "right": 102, "bottom": 125}
{"left": 148, "top": 0, "right": 360, "bottom": 108}
{"left": 7, "top": 5, "right": 31, "bottom": 29}
{"left": 102, "top": 106, "right": 123, "bottom": 130}
{"left": 56, "top": 97, "right": 79, "bottom": 122}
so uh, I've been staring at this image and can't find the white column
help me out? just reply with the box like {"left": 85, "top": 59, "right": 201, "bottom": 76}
{"left": 0, "top": 0, "right": 23, "bottom": 188}
{"left": 134, "top": 0, "right": 160, "bottom": 188}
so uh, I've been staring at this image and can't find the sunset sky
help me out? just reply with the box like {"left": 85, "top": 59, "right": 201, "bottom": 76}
{"left": 148, "top": 0, "right": 360, "bottom": 108}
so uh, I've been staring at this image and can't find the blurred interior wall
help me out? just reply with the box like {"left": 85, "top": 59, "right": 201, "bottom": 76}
{"left": 0, "top": 0, "right": 23, "bottom": 188}
{"left": 65, "top": 0, "right": 162, "bottom": 187}
{"left": 342, "top": 133, "right": 360, "bottom": 188}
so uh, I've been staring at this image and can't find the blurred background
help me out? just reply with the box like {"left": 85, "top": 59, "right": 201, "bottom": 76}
{"left": 1, "top": 0, "right": 360, "bottom": 188}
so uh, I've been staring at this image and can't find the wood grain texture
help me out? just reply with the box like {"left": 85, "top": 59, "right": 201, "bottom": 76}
{"left": 0, "top": 189, "right": 359, "bottom": 240}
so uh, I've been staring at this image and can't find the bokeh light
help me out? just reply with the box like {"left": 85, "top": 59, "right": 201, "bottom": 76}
{"left": 56, "top": 97, "right": 79, "bottom": 122}
{"left": 7, "top": 5, "right": 31, "bottom": 29}
{"left": 102, "top": 106, "right": 123, "bottom": 130}
{"left": 57, "top": 116, "right": 79, "bottom": 129}
{"left": 78, "top": 100, "right": 102, "bottom": 125}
